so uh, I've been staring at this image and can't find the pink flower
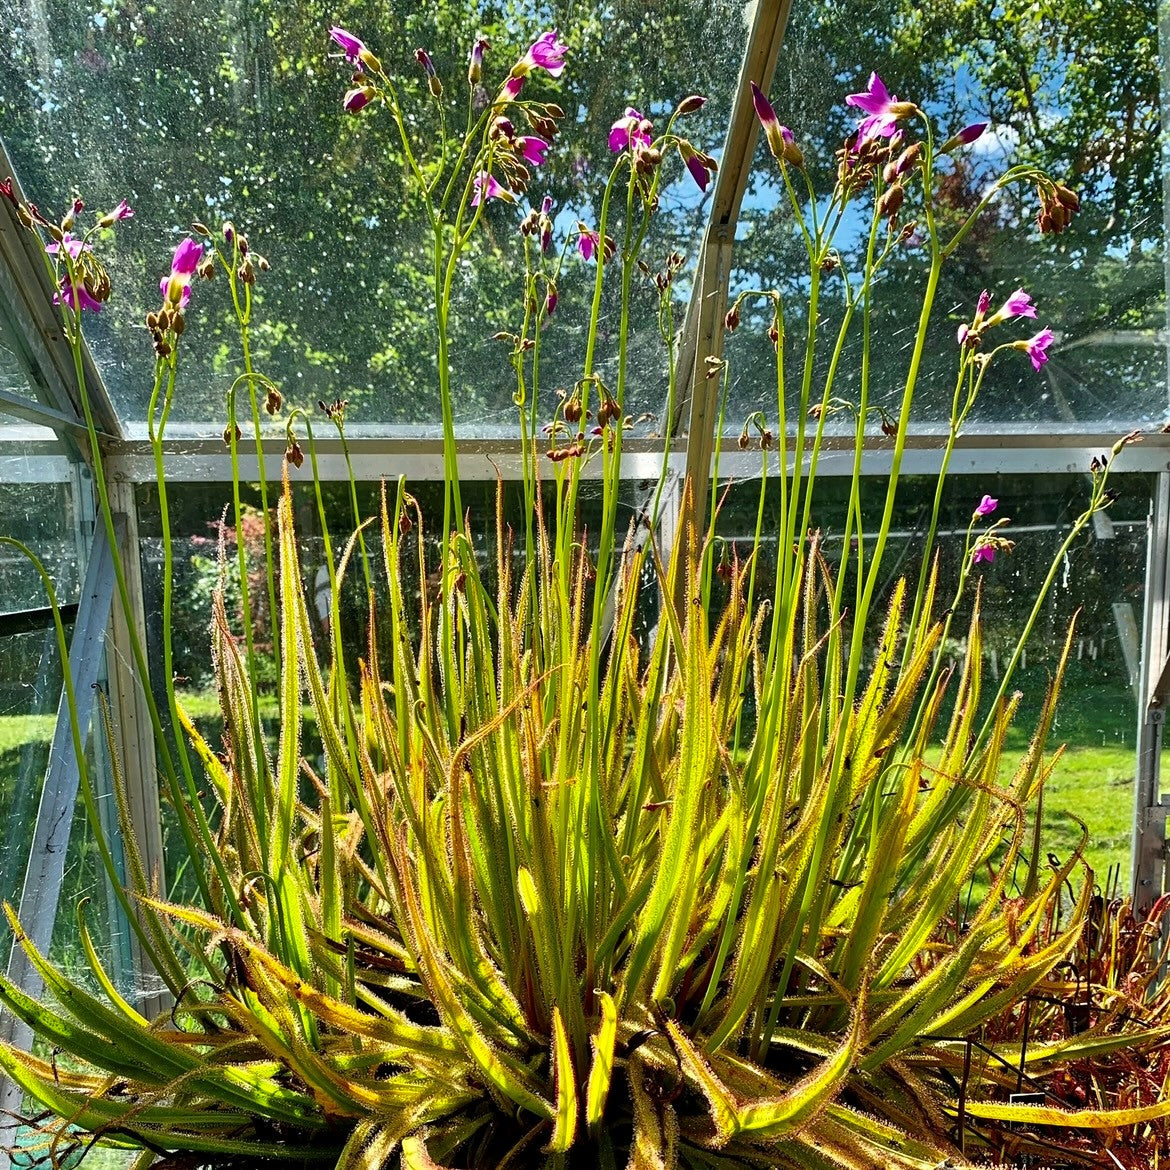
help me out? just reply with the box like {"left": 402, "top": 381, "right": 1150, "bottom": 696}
{"left": 972, "top": 544, "right": 995, "bottom": 565}
{"left": 344, "top": 86, "right": 374, "bottom": 113}
{"left": 750, "top": 81, "right": 800, "bottom": 165}
{"left": 53, "top": 275, "right": 102, "bottom": 313}
{"left": 329, "top": 26, "right": 366, "bottom": 64}
{"left": 976, "top": 289, "right": 991, "bottom": 318}
{"left": 576, "top": 224, "right": 614, "bottom": 263}
{"left": 170, "top": 237, "right": 203, "bottom": 275}
{"left": 1002, "top": 288, "right": 1037, "bottom": 320}
{"left": 516, "top": 29, "right": 568, "bottom": 78}
{"left": 544, "top": 285, "right": 557, "bottom": 318}
{"left": 159, "top": 237, "right": 203, "bottom": 308}
{"left": 500, "top": 75, "right": 524, "bottom": 102}
{"left": 956, "top": 323, "right": 970, "bottom": 346}
{"left": 609, "top": 107, "right": 653, "bottom": 153}
{"left": 517, "top": 136, "right": 550, "bottom": 165}
{"left": 685, "top": 151, "right": 711, "bottom": 191}
{"left": 99, "top": 199, "right": 134, "bottom": 227}
{"left": 577, "top": 226, "right": 599, "bottom": 261}
{"left": 845, "top": 72, "right": 906, "bottom": 141}
{"left": 45, "top": 232, "right": 91, "bottom": 259}
{"left": 975, "top": 494, "right": 998, "bottom": 517}
{"left": 1020, "top": 327, "right": 1055, "bottom": 371}
{"left": 472, "top": 172, "right": 513, "bottom": 206}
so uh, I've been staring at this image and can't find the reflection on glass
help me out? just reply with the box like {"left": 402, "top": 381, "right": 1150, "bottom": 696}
{"left": 0, "top": 0, "right": 751, "bottom": 431}
{"left": 0, "top": 481, "right": 80, "bottom": 609}
{"left": 728, "top": 1, "right": 1165, "bottom": 429}
{"left": 712, "top": 470, "right": 1149, "bottom": 888}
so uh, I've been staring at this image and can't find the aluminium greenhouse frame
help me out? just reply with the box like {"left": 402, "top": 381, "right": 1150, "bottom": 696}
{"left": 1, "top": 8, "right": 1170, "bottom": 1142}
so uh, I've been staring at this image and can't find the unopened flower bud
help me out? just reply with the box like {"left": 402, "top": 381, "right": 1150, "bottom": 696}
{"left": 223, "top": 423, "right": 241, "bottom": 445}
{"left": 256, "top": 254, "right": 270, "bottom": 272}
{"left": 724, "top": 304, "right": 740, "bottom": 332}
{"left": 467, "top": 36, "right": 488, "bottom": 86}
{"left": 882, "top": 160, "right": 899, "bottom": 185}
{"left": 222, "top": 220, "right": 235, "bottom": 244}
{"left": 876, "top": 183, "right": 904, "bottom": 218}
{"left": 265, "top": 387, "right": 283, "bottom": 415}
{"left": 191, "top": 221, "right": 211, "bottom": 237}
{"left": 286, "top": 439, "right": 304, "bottom": 468}
{"left": 564, "top": 397, "right": 582, "bottom": 424}
{"left": 171, "top": 312, "right": 186, "bottom": 337}
{"left": 676, "top": 93, "right": 707, "bottom": 116}
{"left": 738, "top": 431, "right": 750, "bottom": 450}
{"left": 1053, "top": 184, "right": 1080, "bottom": 211}
{"left": 894, "top": 142, "right": 922, "bottom": 174}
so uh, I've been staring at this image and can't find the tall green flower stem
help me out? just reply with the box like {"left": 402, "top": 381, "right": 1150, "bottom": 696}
{"left": 214, "top": 234, "right": 282, "bottom": 686}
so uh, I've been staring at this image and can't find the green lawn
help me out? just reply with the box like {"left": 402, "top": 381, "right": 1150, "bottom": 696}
{"left": 0, "top": 684, "right": 1142, "bottom": 895}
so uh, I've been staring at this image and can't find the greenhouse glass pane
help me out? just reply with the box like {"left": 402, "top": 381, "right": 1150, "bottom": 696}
{"left": 726, "top": 0, "right": 1165, "bottom": 431}
{"left": 711, "top": 469, "right": 1150, "bottom": 888}
{"left": 0, "top": 477, "right": 82, "bottom": 968}
{"left": 0, "top": 0, "right": 751, "bottom": 435}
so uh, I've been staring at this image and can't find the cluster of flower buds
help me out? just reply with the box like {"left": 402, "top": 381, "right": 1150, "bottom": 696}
{"left": 876, "top": 140, "right": 922, "bottom": 220}
{"left": 145, "top": 304, "right": 185, "bottom": 357}
{"left": 286, "top": 438, "right": 305, "bottom": 468}
{"left": 318, "top": 397, "right": 349, "bottom": 421}
{"left": 1037, "top": 182, "right": 1079, "bottom": 234}
{"left": 3, "top": 187, "right": 132, "bottom": 316}
{"left": 329, "top": 27, "right": 383, "bottom": 113}
{"left": 641, "top": 250, "right": 685, "bottom": 297}
{"left": 264, "top": 385, "right": 283, "bottom": 415}
{"left": 519, "top": 193, "right": 555, "bottom": 253}
{"left": 546, "top": 438, "right": 585, "bottom": 463}
{"left": 972, "top": 533, "right": 1014, "bottom": 566}
{"left": 474, "top": 105, "right": 563, "bottom": 206}
{"left": 596, "top": 395, "right": 621, "bottom": 428}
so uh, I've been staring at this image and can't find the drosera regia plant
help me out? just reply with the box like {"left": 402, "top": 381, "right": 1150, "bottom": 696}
{"left": 0, "top": 25, "right": 1168, "bottom": 1170}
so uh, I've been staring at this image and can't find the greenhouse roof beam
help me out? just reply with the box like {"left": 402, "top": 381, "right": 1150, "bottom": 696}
{"left": 674, "top": 0, "right": 794, "bottom": 533}
{"left": 0, "top": 139, "right": 122, "bottom": 443}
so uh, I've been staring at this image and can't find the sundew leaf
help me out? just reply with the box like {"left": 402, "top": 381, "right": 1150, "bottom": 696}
{"left": 549, "top": 1005, "right": 579, "bottom": 1152}
{"left": 586, "top": 991, "right": 618, "bottom": 1135}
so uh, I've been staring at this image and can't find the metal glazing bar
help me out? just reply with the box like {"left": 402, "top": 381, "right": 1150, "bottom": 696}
{"left": 0, "top": 602, "right": 79, "bottom": 637}
{"left": 0, "top": 388, "right": 88, "bottom": 438}
{"left": 674, "top": 0, "right": 794, "bottom": 536}
{"left": 0, "top": 139, "right": 122, "bottom": 441}
{"left": 95, "top": 430, "right": 1170, "bottom": 483}
{"left": 1133, "top": 472, "right": 1170, "bottom": 909}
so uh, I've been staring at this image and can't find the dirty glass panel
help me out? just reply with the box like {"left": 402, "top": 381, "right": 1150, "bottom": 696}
{"left": 0, "top": 0, "right": 752, "bottom": 434}
{"left": 726, "top": 0, "right": 1165, "bottom": 431}
{"left": 711, "top": 470, "right": 1151, "bottom": 887}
